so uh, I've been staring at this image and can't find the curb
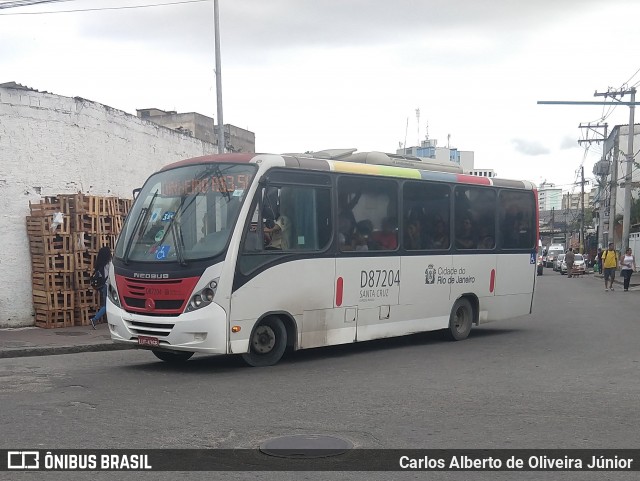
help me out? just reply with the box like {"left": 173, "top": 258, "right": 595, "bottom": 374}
{"left": 592, "top": 274, "right": 640, "bottom": 288}
{"left": 0, "top": 342, "right": 136, "bottom": 359}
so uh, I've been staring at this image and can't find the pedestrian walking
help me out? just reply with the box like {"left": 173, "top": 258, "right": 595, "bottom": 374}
{"left": 619, "top": 247, "right": 637, "bottom": 292}
{"left": 596, "top": 247, "right": 603, "bottom": 274}
{"left": 601, "top": 242, "right": 618, "bottom": 291}
{"left": 89, "top": 246, "right": 112, "bottom": 329}
{"left": 565, "top": 248, "right": 575, "bottom": 278}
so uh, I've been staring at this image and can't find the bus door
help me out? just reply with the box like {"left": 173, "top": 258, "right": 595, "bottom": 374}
{"left": 335, "top": 257, "right": 401, "bottom": 342}
{"left": 233, "top": 173, "right": 345, "bottom": 350}
{"left": 335, "top": 177, "right": 401, "bottom": 342}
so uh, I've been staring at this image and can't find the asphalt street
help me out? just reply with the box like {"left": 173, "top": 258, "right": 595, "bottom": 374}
{"left": 1, "top": 272, "right": 639, "bottom": 480}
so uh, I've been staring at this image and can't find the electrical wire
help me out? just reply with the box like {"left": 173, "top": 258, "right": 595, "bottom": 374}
{"left": 0, "top": 0, "right": 75, "bottom": 8}
{"left": 622, "top": 65, "right": 640, "bottom": 88}
{"left": 0, "top": 0, "right": 207, "bottom": 14}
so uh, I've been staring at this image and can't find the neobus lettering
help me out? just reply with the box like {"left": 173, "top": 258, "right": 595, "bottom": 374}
{"left": 360, "top": 270, "right": 400, "bottom": 288}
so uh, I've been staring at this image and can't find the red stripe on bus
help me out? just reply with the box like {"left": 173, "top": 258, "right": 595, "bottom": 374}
{"left": 336, "top": 277, "right": 344, "bottom": 307}
{"left": 490, "top": 269, "right": 496, "bottom": 293}
{"left": 456, "top": 174, "right": 492, "bottom": 185}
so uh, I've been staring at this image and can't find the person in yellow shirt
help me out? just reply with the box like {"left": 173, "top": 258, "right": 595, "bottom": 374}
{"left": 602, "top": 242, "right": 619, "bottom": 291}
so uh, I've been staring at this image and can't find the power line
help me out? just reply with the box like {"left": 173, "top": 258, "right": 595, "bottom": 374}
{"left": 0, "top": 0, "right": 75, "bottom": 8}
{"left": 622, "top": 65, "right": 640, "bottom": 88}
{"left": 0, "top": 0, "right": 207, "bottom": 15}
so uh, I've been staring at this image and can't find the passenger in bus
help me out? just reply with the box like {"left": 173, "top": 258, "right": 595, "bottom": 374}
{"left": 353, "top": 220, "right": 373, "bottom": 251}
{"left": 428, "top": 216, "right": 449, "bottom": 249}
{"left": 405, "top": 211, "right": 423, "bottom": 250}
{"left": 338, "top": 211, "right": 356, "bottom": 250}
{"left": 264, "top": 215, "right": 291, "bottom": 249}
{"left": 456, "top": 213, "right": 477, "bottom": 249}
{"left": 338, "top": 191, "right": 361, "bottom": 229}
{"left": 478, "top": 218, "right": 496, "bottom": 249}
{"left": 502, "top": 214, "right": 523, "bottom": 248}
{"left": 371, "top": 217, "right": 398, "bottom": 250}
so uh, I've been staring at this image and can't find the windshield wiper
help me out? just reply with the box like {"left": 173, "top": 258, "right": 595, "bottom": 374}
{"left": 212, "top": 165, "right": 232, "bottom": 203}
{"left": 157, "top": 194, "right": 194, "bottom": 266}
{"left": 170, "top": 217, "right": 187, "bottom": 267}
{"left": 123, "top": 190, "right": 158, "bottom": 265}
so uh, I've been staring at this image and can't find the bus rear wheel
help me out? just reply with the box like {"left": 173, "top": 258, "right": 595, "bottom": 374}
{"left": 446, "top": 298, "right": 473, "bottom": 341}
{"left": 152, "top": 349, "right": 194, "bottom": 363}
{"left": 242, "top": 317, "right": 287, "bottom": 367}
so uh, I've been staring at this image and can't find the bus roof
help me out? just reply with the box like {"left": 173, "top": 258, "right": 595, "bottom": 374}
{"left": 159, "top": 152, "right": 535, "bottom": 190}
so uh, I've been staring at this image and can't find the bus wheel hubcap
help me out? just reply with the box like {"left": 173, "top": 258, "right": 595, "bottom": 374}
{"left": 252, "top": 326, "right": 276, "bottom": 354}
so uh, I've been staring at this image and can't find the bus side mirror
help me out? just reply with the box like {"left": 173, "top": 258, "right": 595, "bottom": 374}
{"left": 132, "top": 188, "right": 141, "bottom": 200}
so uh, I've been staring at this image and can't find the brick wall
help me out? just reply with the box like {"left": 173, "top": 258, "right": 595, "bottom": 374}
{"left": 0, "top": 86, "right": 217, "bottom": 327}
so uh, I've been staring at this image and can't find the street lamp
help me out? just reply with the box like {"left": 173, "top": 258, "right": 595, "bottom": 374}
{"left": 214, "top": 0, "right": 224, "bottom": 154}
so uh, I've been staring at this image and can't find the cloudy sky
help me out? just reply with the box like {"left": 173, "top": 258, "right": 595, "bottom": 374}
{"left": 2, "top": 0, "right": 640, "bottom": 192}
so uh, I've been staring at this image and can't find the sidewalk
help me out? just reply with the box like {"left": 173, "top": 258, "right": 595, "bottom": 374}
{"left": 592, "top": 268, "right": 640, "bottom": 289}
{"left": 0, "top": 323, "right": 134, "bottom": 359}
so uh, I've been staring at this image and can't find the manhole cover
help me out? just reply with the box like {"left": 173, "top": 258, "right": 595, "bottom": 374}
{"left": 260, "top": 434, "right": 353, "bottom": 458}
{"left": 53, "top": 331, "right": 88, "bottom": 337}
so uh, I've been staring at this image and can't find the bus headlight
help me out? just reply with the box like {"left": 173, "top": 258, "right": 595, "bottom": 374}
{"left": 108, "top": 282, "right": 121, "bottom": 308}
{"left": 185, "top": 278, "right": 219, "bottom": 312}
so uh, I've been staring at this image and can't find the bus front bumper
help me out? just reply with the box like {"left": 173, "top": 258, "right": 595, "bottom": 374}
{"left": 106, "top": 301, "right": 228, "bottom": 355}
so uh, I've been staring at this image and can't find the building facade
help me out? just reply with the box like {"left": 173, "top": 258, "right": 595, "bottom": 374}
{"left": 598, "top": 123, "right": 640, "bottom": 246}
{"left": 397, "top": 137, "right": 481, "bottom": 174}
{"left": 562, "top": 190, "right": 593, "bottom": 210}
{"left": 538, "top": 182, "right": 562, "bottom": 211}
{"left": 136, "top": 108, "right": 255, "bottom": 153}
{"left": 469, "top": 169, "right": 497, "bottom": 178}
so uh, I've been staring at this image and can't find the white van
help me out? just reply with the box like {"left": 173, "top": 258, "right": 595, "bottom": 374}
{"left": 545, "top": 244, "right": 565, "bottom": 268}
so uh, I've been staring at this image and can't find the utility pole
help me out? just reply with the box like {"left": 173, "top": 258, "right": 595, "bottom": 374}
{"left": 538, "top": 94, "right": 640, "bottom": 248}
{"left": 594, "top": 88, "right": 636, "bottom": 250}
{"left": 580, "top": 165, "right": 585, "bottom": 253}
{"left": 622, "top": 88, "right": 636, "bottom": 251}
{"left": 608, "top": 135, "right": 620, "bottom": 247}
{"left": 214, "top": 0, "right": 224, "bottom": 154}
{"left": 579, "top": 122, "right": 608, "bottom": 248}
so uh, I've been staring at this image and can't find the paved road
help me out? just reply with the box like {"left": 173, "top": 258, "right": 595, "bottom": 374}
{"left": 1, "top": 273, "right": 639, "bottom": 480}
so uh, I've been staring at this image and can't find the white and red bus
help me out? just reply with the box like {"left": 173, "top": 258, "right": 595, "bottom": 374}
{"left": 108, "top": 151, "right": 538, "bottom": 366}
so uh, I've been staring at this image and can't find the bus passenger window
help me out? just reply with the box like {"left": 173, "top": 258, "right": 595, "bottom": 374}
{"left": 338, "top": 177, "right": 397, "bottom": 251}
{"left": 454, "top": 186, "right": 496, "bottom": 251}
{"left": 402, "top": 182, "right": 450, "bottom": 251}
{"left": 499, "top": 191, "right": 535, "bottom": 249}
{"left": 247, "top": 185, "right": 331, "bottom": 253}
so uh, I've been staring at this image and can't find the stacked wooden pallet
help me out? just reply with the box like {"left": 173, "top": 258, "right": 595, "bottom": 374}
{"left": 72, "top": 195, "right": 131, "bottom": 326}
{"left": 27, "top": 194, "right": 132, "bottom": 328}
{"left": 28, "top": 196, "right": 75, "bottom": 328}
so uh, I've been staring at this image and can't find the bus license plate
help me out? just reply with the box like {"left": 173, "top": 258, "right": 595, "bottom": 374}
{"left": 138, "top": 335, "right": 159, "bottom": 347}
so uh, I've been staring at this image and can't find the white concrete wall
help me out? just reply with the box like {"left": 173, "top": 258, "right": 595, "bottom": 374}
{"left": 0, "top": 86, "right": 217, "bottom": 327}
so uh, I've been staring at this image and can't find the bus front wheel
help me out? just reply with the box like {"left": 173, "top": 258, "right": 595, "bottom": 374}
{"left": 446, "top": 298, "right": 473, "bottom": 341}
{"left": 242, "top": 317, "right": 287, "bottom": 367}
{"left": 152, "top": 349, "right": 194, "bottom": 363}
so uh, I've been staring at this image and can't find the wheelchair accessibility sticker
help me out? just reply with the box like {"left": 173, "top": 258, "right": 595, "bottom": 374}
{"left": 530, "top": 252, "right": 536, "bottom": 264}
{"left": 156, "top": 245, "right": 171, "bottom": 260}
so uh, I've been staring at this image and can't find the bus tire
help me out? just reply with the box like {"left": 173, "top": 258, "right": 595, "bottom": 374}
{"left": 445, "top": 298, "right": 473, "bottom": 341}
{"left": 242, "top": 317, "right": 287, "bottom": 367}
{"left": 152, "top": 350, "right": 194, "bottom": 363}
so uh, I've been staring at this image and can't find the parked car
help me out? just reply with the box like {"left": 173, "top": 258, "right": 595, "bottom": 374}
{"left": 561, "top": 254, "right": 586, "bottom": 275}
{"left": 553, "top": 254, "right": 565, "bottom": 272}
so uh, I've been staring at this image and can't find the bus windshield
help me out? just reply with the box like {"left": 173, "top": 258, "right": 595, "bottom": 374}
{"left": 115, "top": 163, "right": 256, "bottom": 263}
